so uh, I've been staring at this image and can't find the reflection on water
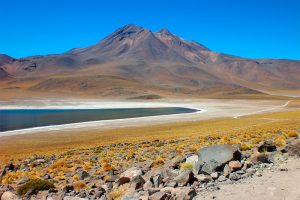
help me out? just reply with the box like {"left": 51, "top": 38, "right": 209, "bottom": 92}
{"left": 0, "top": 107, "right": 197, "bottom": 132}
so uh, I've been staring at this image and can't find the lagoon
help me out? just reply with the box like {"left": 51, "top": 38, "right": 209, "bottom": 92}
{"left": 0, "top": 107, "right": 197, "bottom": 132}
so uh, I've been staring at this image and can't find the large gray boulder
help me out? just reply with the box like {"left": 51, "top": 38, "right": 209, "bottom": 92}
{"left": 197, "top": 145, "right": 241, "bottom": 173}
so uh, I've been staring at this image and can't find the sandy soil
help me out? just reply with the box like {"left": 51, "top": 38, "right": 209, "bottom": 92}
{"left": 195, "top": 158, "right": 300, "bottom": 200}
{"left": 0, "top": 98, "right": 293, "bottom": 137}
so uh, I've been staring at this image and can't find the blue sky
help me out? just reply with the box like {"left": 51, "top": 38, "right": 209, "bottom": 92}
{"left": 1, "top": 0, "right": 299, "bottom": 59}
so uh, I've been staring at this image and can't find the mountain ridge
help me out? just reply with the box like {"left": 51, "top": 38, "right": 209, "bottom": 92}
{"left": 0, "top": 24, "right": 299, "bottom": 98}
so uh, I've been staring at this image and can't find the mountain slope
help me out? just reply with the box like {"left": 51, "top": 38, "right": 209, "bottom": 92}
{"left": 0, "top": 24, "right": 299, "bottom": 99}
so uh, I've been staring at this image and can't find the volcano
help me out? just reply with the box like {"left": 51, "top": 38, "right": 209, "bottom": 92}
{"left": 1, "top": 24, "right": 300, "bottom": 98}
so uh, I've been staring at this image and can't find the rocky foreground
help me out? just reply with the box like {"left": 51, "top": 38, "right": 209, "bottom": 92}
{"left": 0, "top": 137, "right": 300, "bottom": 200}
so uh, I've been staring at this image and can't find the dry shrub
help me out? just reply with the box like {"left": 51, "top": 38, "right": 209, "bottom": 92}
{"left": 240, "top": 143, "right": 253, "bottom": 151}
{"left": 73, "top": 181, "right": 86, "bottom": 191}
{"left": 274, "top": 136, "right": 287, "bottom": 147}
{"left": 109, "top": 188, "right": 125, "bottom": 200}
{"left": 152, "top": 156, "right": 165, "bottom": 166}
{"left": 17, "top": 179, "right": 54, "bottom": 196}
{"left": 287, "top": 131, "right": 298, "bottom": 138}
{"left": 180, "top": 162, "right": 193, "bottom": 170}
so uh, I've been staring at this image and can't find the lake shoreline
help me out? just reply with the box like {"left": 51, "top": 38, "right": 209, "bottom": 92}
{"left": 0, "top": 98, "right": 291, "bottom": 138}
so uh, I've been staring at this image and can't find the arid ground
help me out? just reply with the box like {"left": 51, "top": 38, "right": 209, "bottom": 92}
{"left": 0, "top": 98, "right": 299, "bottom": 164}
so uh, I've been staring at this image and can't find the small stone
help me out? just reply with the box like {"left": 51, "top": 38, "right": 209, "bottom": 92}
{"left": 34, "top": 159, "right": 47, "bottom": 166}
{"left": 195, "top": 174, "right": 212, "bottom": 182}
{"left": 217, "top": 175, "right": 227, "bottom": 182}
{"left": 117, "top": 177, "right": 130, "bottom": 186}
{"left": 257, "top": 140, "right": 277, "bottom": 153}
{"left": 62, "top": 185, "right": 74, "bottom": 193}
{"left": 63, "top": 197, "right": 89, "bottom": 200}
{"left": 41, "top": 174, "right": 51, "bottom": 180}
{"left": 256, "top": 172, "right": 262, "bottom": 177}
{"left": 223, "top": 164, "right": 232, "bottom": 177}
{"left": 105, "top": 175, "right": 118, "bottom": 182}
{"left": 149, "top": 191, "right": 168, "bottom": 200}
{"left": 165, "top": 180, "right": 177, "bottom": 187}
{"left": 228, "top": 161, "right": 242, "bottom": 171}
{"left": 147, "top": 188, "right": 160, "bottom": 195}
{"left": 210, "top": 172, "right": 219, "bottom": 179}
{"left": 201, "top": 160, "right": 221, "bottom": 174}
{"left": 131, "top": 175, "right": 145, "bottom": 190}
{"left": 152, "top": 175, "right": 162, "bottom": 188}
{"left": 278, "top": 166, "right": 288, "bottom": 172}
{"left": 229, "top": 172, "right": 241, "bottom": 181}
{"left": 143, "top": 180, "right": 154, "bottom": 190}
{"left": 78, "top": 171, "right": 90, "bottom": 180}
{"left": 120, "top": 167, "right": 143, "bottom": 181}
{"left": 174, "top": 170, "right": 194, "bottom": 186}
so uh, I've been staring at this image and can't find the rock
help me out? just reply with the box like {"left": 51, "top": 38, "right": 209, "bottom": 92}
{"left": 143, "top": 180, "right": 154, "bottom": 190}
{"left": 149, "top": 191, "right": 168, "bottom": 200}
{"left": 223, "top": 164, "right": 232, "bottom": 177}
{"left": 256, "top": 172, "right": 262, "bottom": 177}
{"left": 201, "top": 160, "right": 221, "bottom": 174}
{"left": 257, "top": 153, "right": 273, "bottom": 163}
{"left": 197, "top": 144, "right": 241, "bottom": 165}
{"left": 16, "top": 177, "right": 29, "bottom": 185}
{"left": 138, "top": 191, "right": 150, "bottom": 200}
{"left": 62, "top": 185, "right": 74, "bottom": 193}
{"left": 117, "top": 177, "right": 130, "bottom": 186}
{"left": 161, "top": 187, "right": 196, "bottom": 200}
{"left": 228, "top": 161, "right": 242, "bottom": 171}
{"left": 63, "top": 197, "right": 88, "bottom": 200}
{"left": 7, "top": 163, "right": 15, "bottom": 172}
{"left": 105, "top": 175, "right": 119, "bottom": 182}
{"left": 120, "top": 167, "right": 143, "bottom": 181}
{"left": 217, "top": 175, "right": 227, "bottom": 182}
{"left": 78, "top": 171, "right": 90, "bottom": 180}
{"left": 278, "top": 166, "right": 288, "bottom": 171}
{"left": 210, "top": 172, "right": 219, "bottom": 179}
{"left": 1, "top": 191, "right": 19, "bottom": 200}
{"left": 257, "top": 140, "right": 277, "bottom": 153}
{"left": 165, "top": 180, "right": 177, "bottom": 187}
{"left": 94, "top": 187, "right": 106, "bottom": 198}
{"left": 229, "top": 172, "right": 241, "bottom": 181}
{"left": 174, "top": 170, "right": 194, "bottom": 186}
{"left": 48, "top": 194, "right": 63, "bottom": 200}
{"left": 147, "top": 188, "right": 160, "bottom": 195}
{"left": 33, "top": 159, "right": 47, "bottom": 166}
{"left": 195, "top": 174, "right": 212, "bottom": 182}
{"left": 131, "top": 175, "right": 145, "bottom": 190}
{"left": 41, "top": 174, "right": 51, "bottom": 180}
{"left": 185, "top": 155, "right": 200, "bottom": 174}
{"left": 121, "top": 191, "right": 140, "bottom": 200}
{"left": 151, "top": 175, "right": 162, "bottom": 188}
{"left": 287, "top": 139, "right": 300, "bottom": 156}
{"left": 161, "top": 168, "right": 179, "bottom": 179}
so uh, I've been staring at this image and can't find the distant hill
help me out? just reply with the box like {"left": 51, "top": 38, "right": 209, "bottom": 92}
{"left": 0, "top": 24, "right": 299, "bottom": 98}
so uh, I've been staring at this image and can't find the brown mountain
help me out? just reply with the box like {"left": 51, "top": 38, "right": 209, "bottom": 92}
{"left": 0, "top": 24, "right": 299, "bottom": 98}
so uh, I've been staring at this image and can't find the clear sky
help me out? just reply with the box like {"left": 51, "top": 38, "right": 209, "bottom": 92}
{"left": 1, "top": 0, "right": 299, "bottom": 59}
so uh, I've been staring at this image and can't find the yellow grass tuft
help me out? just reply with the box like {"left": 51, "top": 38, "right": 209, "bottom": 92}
{"left": 73, "top": 181, "right": 86, "bottom": 191}
{"left": 180, "top": 162, "right": 193, "bottom": 171}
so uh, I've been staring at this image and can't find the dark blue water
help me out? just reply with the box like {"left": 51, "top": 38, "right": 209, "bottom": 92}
{"left": 0, "top": 107, "right": 197, "bottom": 132}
